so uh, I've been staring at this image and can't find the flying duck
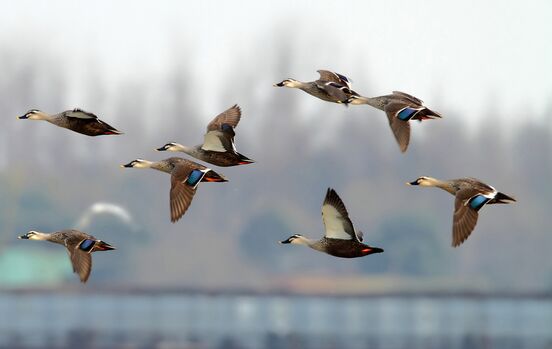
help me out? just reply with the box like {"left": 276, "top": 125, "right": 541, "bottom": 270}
{"left": 274, "top": 70, "right": 362, "bottom": 105}
{"left": 18, "top": 108, "right": 123, "bottom": 136}
{"left": 155, "top": 104, "right": 254, "bottom": 167}
{"left": 407, "top": 176, "right": 516, "bottom": 246}
{"left": 18, "top": 229, "right": 115, "bottom": 283}
{"left": 280, "top": 188, "right": 384, "bottom": 258}
{"left": 121, "top": 157, "right": 228, "bottom": 222}
{"left": 348, "top": 91, "right": 442, "bottom": 152}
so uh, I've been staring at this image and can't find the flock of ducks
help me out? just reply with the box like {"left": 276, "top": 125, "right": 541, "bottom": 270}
{"left": 16, "top": 69, "right": 515, "bottom": 282}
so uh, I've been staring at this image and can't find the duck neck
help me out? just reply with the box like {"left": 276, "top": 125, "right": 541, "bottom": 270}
{"left": 351, "top": 96, "right": 385, "bottom": 110}
{"left": 35, "top": 111, "right": 55, "bottom": 122}
{"left": 294, "top": 236, "right": 322, "bottom": 251}
{"left": 289, "top": 80, "right": 309, "bottom": 90}
{"left": 29, "top": 231, "right": 52, "bottom": 241}
{"left": 427, "top": 178, "right": 457, "bottom": 195}
{"left": 177, "top": 144, "right": 201, "bottom": 157}
{"left": 150, "top": 161, "right": 173, "bottom": 174}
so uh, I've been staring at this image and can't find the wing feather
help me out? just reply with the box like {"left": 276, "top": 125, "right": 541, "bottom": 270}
{"left": 169, "top": 165, "right": 201, "bottom": 222}
{"left": 317, "top": 70, "right": 352, "bottom": 89}
{"left": 384, "top": 102, "right": 411, "bottom": 153}
{"left": 321, "top": 188, "right": 357, "bottom": 241}
{"left": 67, "top": 246, "right": 92, "bottom": 283}
{"left": 452, "top": 194, "right": 480, "bottom": 247}
{"left": 64, "top": 108, "right": 98, "bottom": 119}
{"left": 206, "top": 105, "right": 241, "bottom": 131}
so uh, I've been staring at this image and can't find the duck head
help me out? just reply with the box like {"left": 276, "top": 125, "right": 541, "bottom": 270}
{"left": 18, "top": 109, "right": 49, "bottom": 120}
{"left": 274, "top": 78, "right": 301, "bottom": 88}
{"left": 156, "top": 142, "right": 185, "bottom": 152}
{"left": 18, "top": 230, "right": 47, "bottom": 240}
{"left": 407, "top": 176, "right": 438, "bottom": 187}
{"left": 279, "top": 234, "right": 309, "bottom": 245}
{"left": 121, "top": 159, "right": 153, "bottom": 169}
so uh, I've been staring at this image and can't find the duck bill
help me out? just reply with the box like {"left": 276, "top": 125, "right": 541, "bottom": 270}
{"left": 18, "top": 234, "right": 29, "bottom": 239}
{"left": 121, "top": 161, "right": 135, "bottom": 168}
{"left": 279, "top": 238, "right": 292, "bottom": 244}
{"left": 406, "top": 180, "right": 419, "bottom": 186}
{"left": 155, "top": 146, "right": 167, "bottom": 151}
{"left": 274, "top": 82, "right": 284, "bottom": 87}
{"left": 18, "top": 115, "right": 29, "bottom": 119}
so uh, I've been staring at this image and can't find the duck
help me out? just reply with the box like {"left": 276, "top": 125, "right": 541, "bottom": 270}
{"left": 18, "top": 229, "right": 115, "bottom": 283}
{"left": 155, "top": 104, "right": 254, "bottom": 167}
{"left": 280, "top": 188, "right": 384, "bottom": 258}
{"left": 407, "top": 176, "right": 516, "bottom": 247}
{"left": 121, "top": 157, "right": 228, "bottom": 222}
{"left": 348, "top": 91, "right": 442, "bottom": 152}
{"left": 18, "top": 108, "right": 123, "bottom": 136}
{"left": 274, "top": 70, "right": 362, "bottom": 105}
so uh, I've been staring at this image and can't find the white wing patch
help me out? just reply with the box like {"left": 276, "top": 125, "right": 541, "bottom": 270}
{"left": 322, "top": 203, "right": 353, "bottom": 240}
{"left": 201, "top": 131, "right": 227, "bottom": 152}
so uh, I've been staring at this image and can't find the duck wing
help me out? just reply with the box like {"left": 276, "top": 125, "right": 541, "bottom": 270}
{"left": 319, "top": 82, "right": 352, "bottom": 103}
{"left": 66, "top": 244, "right": 93, "bottom": 283}
{"left": 317, "top": 70, "right": 352, "bottom": 89}
{"left": 63, "top": 109, "right": 122, "bottom": 135}
{"left": 321, "top": 188, "right": 358, "bottom": 241}
{"left": 169, "top": 164, "right": 206, "bottom": 222}
{"left": 452, "top": 188, "right": 487, "bottom": 247}
{"left": 201, "top": 127, "right": 236, "bottom": 153}
{"left": 64, "top": 108, "right": 99, "bottom": 119}
{"left": 206, "top": 104, "right": 241, "bottom": 131}
{"left": 383, "top": 102, "right": 412, "bottom": 153}
{"left": 202, "top": 105, "right": 241, "bottom": 152}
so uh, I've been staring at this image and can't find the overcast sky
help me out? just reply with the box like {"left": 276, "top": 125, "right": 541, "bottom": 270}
{"left": 1, "top": 0, "right": 551, "bottom": 126}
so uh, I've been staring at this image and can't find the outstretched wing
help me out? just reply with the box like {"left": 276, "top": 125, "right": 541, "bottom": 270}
{"left": 202, "top": 105, "right": 241, "bottom": 152}
{"left": 206, "top": 105, "right": 241, "bottom": 131}
{"left": 169, "top": 165, "right": 204, "bottom": 222}
{"left": 384, "top": 102, "right": 412, "bottom": 153}
{"left": 317, "top": 70, "right": 352, "bottom": 89}
{"left": 452, "top": 189, "right": 483, "bottom": 247}
{"left": 321, "top": 188, "right": 358, "bottom": 241}
{"left": 67, "top": 246, "right": 93, "bottom": 283}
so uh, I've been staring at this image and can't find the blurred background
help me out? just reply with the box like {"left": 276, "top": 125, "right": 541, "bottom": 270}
{"left": 1, "top": 0, "right": 551, "bottom": 348}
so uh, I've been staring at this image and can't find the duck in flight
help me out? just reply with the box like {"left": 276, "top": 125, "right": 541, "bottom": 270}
{"left": 155, "top": 104, "right": 254, "bottom": 167}
{"left": 280, "top": 188, "right": 383, "bottom": 258}
{"left": 274, "top": 70, "right": 362, "bottom": 105}
{"left": 349, "top": 91, "right": 442, "bottom": 152}
{"left": 407, "top": 176, "right": 516, "bottom": 247}
{"left": 18, "top": 229, "right": 115, "bottom": 283}
{"left": 18, "top": 108, "right": 123, "bottom": 136}
{"left": 122, "top": 157, "right": 228, "bottom": 222}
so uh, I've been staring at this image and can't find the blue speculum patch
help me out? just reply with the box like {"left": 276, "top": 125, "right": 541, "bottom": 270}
{"left": 397, "top": 108, "right": 418, "bottom": 121}
{"left": 336, "top": 73, "right": 349, "bottom": 83}
{"left": 79, "top": 239, "right": 95, "bottom": 251}
{"left": 186, "top": 169, "right": 204, "bottom": 186}
{"left": 221, "top": 124, "right": 233, "bottom": 133}
{"left": 469, "top": 195, "right": 490, "bottom": 210}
